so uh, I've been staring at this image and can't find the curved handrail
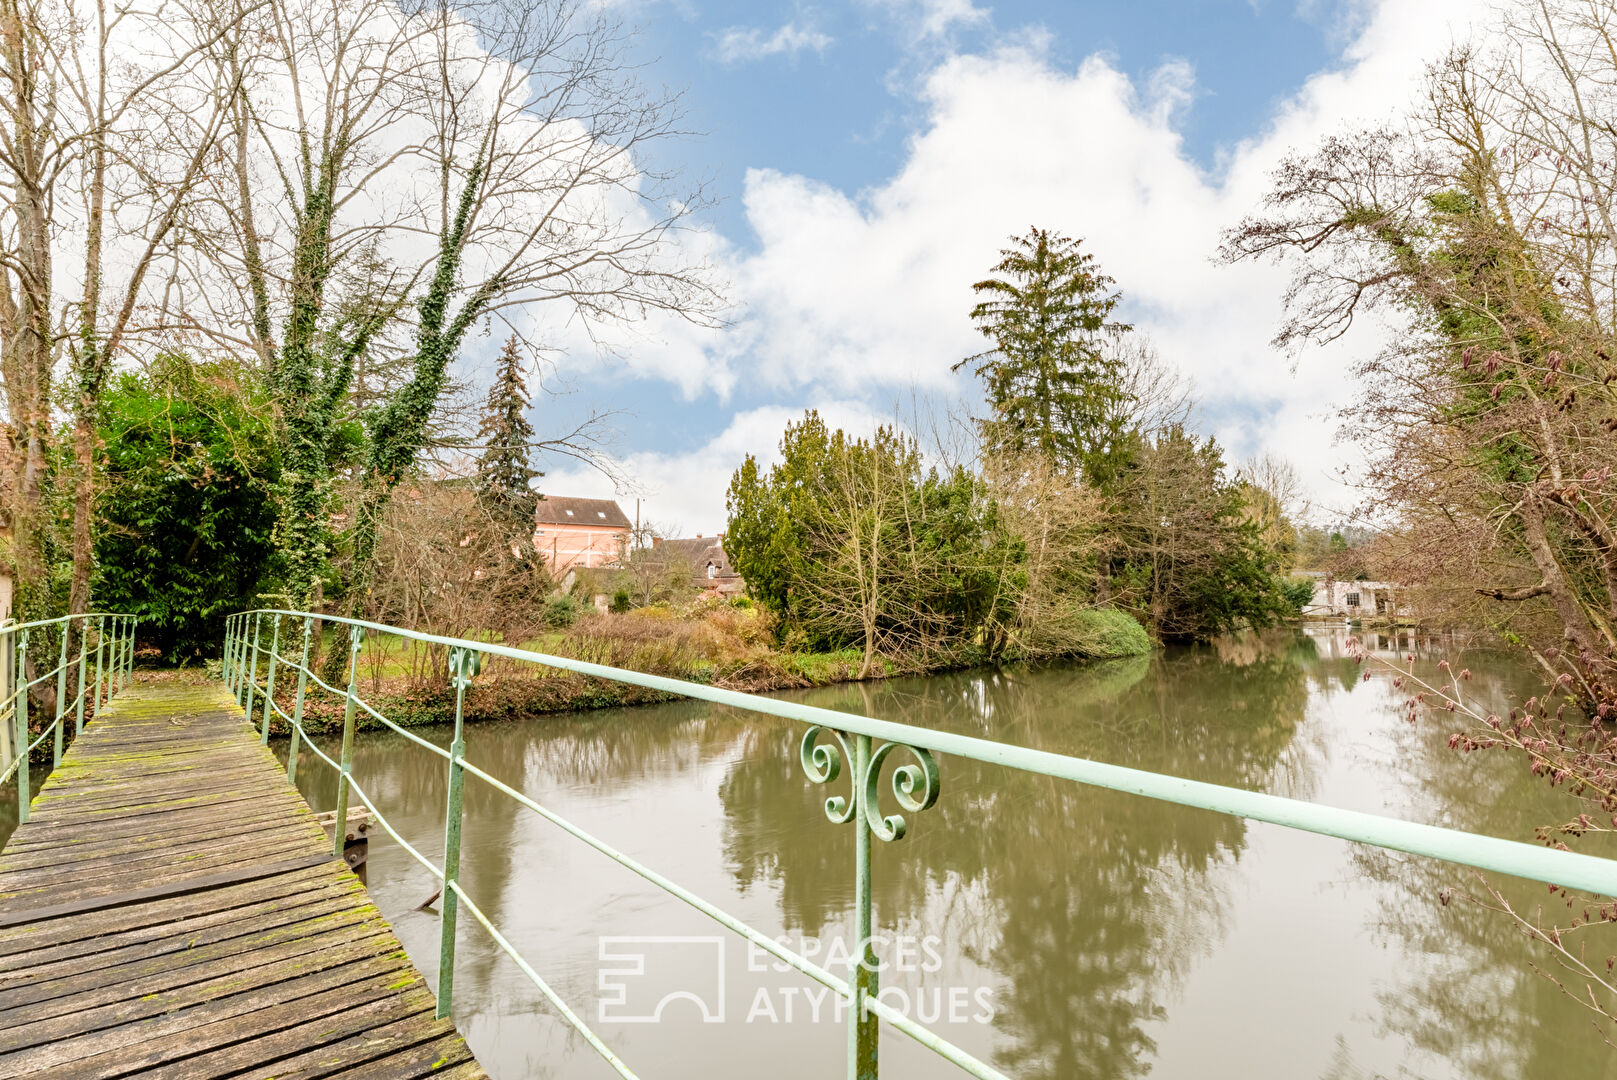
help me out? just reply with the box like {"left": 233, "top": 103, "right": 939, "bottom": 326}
{"left": 2, "top": 612, "right": 140, "bottom": 825}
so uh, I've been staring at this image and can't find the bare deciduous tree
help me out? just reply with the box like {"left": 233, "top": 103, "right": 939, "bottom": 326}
{"left": 1222, "top": 0, "right": 1617, "bottom": 697}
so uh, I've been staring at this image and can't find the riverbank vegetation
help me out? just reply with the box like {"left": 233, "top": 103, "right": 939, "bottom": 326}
{"left": 727, "top": 229, "right": 1309, "bottom": 675}
{"left": 1222, "top": 0, "right": 1617, "bottom": 1040}
{"left": 1225, "top": 0, "right": 1617, "bottom": 713}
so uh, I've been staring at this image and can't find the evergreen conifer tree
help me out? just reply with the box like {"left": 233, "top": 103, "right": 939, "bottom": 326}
{"left": 475, "top": 337, "right": 542, "bottom": 537}
{"left": 956, "top": 228, "right": 1133, "bottom": 484}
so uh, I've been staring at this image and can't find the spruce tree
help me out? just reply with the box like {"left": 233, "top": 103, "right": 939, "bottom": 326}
{"left": 956, "top": 228, "right": 1133, "bottom": 484}
{"left": 475, "top": 337, "right": 542, "bottom": 536}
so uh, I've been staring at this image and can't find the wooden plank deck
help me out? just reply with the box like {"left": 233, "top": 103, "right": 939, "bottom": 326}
{"left": 0, "top": 679, "right": 486, "bottom": 1079}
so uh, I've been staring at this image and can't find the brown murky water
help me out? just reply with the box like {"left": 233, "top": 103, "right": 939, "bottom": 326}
{"left": 9, "top": 628, "right": 1612, "bottom": 1078}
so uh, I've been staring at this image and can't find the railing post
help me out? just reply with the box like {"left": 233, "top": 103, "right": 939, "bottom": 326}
{"left": 243, "top": 612, "right": 262, "bottom": 719}
{"left": 233, "top": 614, "right": 245, "bottom": 704}
{"left": 15, "top": 631, "right": 30, "bottom": 825}
{"left": 112, "top": 617, "right": 125, "bottom": 696}
{"left": 110, "top": 616, "right": 122, "bottom": 696}
{"left": 53, "top": 621, "right": 67, "bottom": 766}
{"left": 225, "top": 614, "right": 239, "bottom": 694}
{"left": 74, "top": 616, "right": 87, "bottom": 735}
{"left": 0, "top": 623, "right": 12, "bottom": 775}
{"left": 332, "top": 625, "right": 364, "bottom": 858}
{"left": 849, "top": 732, "right": 877, "bottom": 1080}
{"left": 286, "top": 616, "right": 313, "bottom": 787}
{"left": 93, "top": 616, "right": 105, "bottom": 714}
{"left": 122, "top": 616, "right": 134, "bottom": 691}
{"left": 107, "top": 617, "right": 119, "bottom": 700}
{"left": 437, "top": 645, "right": 482, "bottom": 1020}
{"left": 260, "top": 614, "right": 282, "bottom": 744}
{"left": 229, "top": 614, "right": 241, "bottom": 692}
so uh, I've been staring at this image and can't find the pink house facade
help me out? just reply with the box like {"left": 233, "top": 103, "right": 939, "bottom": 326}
{"left": 534, "top": 496, "right": 631, "bottom": 572}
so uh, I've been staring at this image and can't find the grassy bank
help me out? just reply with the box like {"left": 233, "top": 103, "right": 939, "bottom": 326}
{"left": 225, "top": 599, "right": 1151, "bottom": 736}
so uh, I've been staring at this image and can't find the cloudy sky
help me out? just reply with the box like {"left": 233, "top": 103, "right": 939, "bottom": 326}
{"left": 522, "top": 0, "right": 1484, "bottom": 535}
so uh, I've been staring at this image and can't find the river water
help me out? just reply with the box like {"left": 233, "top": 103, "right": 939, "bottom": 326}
{"left": 277, "top": 629, "right": 1617, "bottom": 1076}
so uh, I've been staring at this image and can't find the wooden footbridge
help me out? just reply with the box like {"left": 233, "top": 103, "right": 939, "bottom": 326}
{"left": 0, "top": 676, "right": 485, "bottom": 1078}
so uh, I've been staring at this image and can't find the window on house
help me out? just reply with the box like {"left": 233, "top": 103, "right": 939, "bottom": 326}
{"left": 564, "top": 509, "right": 574, "bottom": 517}
{"left": 597, "top": 511, "right": 606, "bottom": 518}
{"left": 1346, "top": 592, "right": 1361, "bottom": 607}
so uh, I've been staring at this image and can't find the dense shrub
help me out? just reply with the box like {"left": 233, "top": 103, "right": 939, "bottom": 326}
{"left": 543, "top": 593, "right": 584, "bottom": 629}
{"left": 93, "top": 356, "right": 277, "bottom": 662}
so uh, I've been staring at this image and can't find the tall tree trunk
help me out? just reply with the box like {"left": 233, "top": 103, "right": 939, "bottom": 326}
{"left": 0, "top": 0, "right": 56, "bottom": 622}
{"left": 1519, "top": 491, "right": 1607, "bottom": 663}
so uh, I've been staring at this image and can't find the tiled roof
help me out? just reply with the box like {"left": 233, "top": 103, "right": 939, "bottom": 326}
{"left": 657, "top": 536, "right": 741, "bottom": 579}
{"left": 534, "top": 496, "right": 632, "bottom": 529}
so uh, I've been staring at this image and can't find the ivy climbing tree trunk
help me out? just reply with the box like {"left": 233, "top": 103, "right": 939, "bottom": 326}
{"left": 204, "top": 0, "right": 719, "bottom": 625}
{"left": 0, "top": 0, "right": 58, "bottom": 622}
{"left": 342, "top": 159, "right": 492, "bottom": 619}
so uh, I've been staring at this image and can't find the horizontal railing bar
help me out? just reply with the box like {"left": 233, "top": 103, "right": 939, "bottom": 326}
{"left": 241, "top": 608, "right": 1617, "bottom": 896}
{"left": 864, "top": 997, "right": 1010, "bottom": 1080}
{"left": 266, "top": 672, "right": 892, "bottom": 1069}
{"left": 255, "top": 661, "right": 454, "bottom": 762}
{"left": 0, "top": 718, "right": 61, "bottom": 785}
{"left": 290, "top": 718, "right": 344, "bottom": 775}
{"left": 341, "top": 773, "right": 445, "bottom": 882}
{"left": 0, "top": 612, "right": 135, "bottom": 636}
{"left": 249, "top": 684, "right": 445, "bottom": 883}
{"left": 449, "top": 881, "right": 639, "bottom": 1079}
{"left": 458, "top": 758, "right": 848, "bottom": 993}
{"left": 0, "top": 657, "right": 78, "bottom": 713}
{"left": 2, "top": 668, "right": 97, "bottom": 786}
{"left": 269, "top": 705, "right": 445, "bottom": 884}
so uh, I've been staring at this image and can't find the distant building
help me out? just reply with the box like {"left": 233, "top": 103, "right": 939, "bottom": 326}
{"left": 1306, "top": 577, "right": 1414, "bottom": 620}
{"left": 534, "top": 496, "right": 631, "bottom": 572}
{"left": 653, "top": 534, "right": 745, "bottom": 597}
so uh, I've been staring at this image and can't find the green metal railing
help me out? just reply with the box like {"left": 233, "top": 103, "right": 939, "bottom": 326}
{"left": 225, "top": 608, "right": 1617, "bottom": 1080}
{"left": 1, "top": 613, "right": 138, "bottom": 824}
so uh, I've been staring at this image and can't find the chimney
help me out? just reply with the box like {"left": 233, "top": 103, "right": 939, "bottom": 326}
{"left": 652, "top": 537, "right": 661, "bottom": 548}
{"left": 696, "top": 534, "right": 703, "bottom": 539}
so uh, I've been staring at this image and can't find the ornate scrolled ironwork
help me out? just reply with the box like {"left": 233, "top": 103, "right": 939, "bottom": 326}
{"left": 862, "top": 741, "right": 941, "bottom": 842}
{"left": 800, "top": 726, "right": 857, "bottom": 824}
{"left": 800, "top": 726, "right": 941, "bottom": 841}
{"left": 448, "top": 646, "right": 483, "bottom": 690}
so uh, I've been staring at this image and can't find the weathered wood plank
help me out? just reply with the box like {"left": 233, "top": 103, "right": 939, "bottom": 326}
{"left": 44, "top": 989, "right": 436, "bottom": 1080}
{"left": 0, "top": 853, "right": 336, "bottom": 924}
{"left": 0, "top": 864, "right": 337, "bottom": 958}
{"left": 0, "top": 880, "right": 362, "bottom": 982}
{"left": 0, "top": 680, "right": 487, "bottom": 1079}
{"left": 0, "top": 953, "right": 416, "bottom": 1077}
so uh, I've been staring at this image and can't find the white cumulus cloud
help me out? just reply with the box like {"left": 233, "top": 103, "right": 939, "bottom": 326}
{"left": 565, "top": 0, "right": 1490, "bottom": 523}
{"left": 714, "top": 21, "right": 834, "bottom": 64}
{"left": 863, "top": 0, "right": 991, "bottom": 41}
{"left": 539, "top": 0, "right": 1493, "bottom": 530}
